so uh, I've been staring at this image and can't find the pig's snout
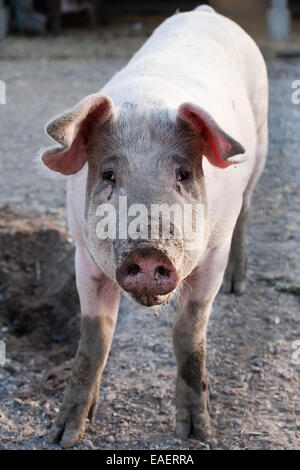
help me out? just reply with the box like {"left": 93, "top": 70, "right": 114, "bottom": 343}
{"left": 116, "top": 247, "right": 179, "bottom": 297}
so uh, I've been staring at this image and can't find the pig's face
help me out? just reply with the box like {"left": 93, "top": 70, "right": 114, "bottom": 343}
{"left": 84, "top": 106, "right": 206, "bottom": 307}
{"left": 41, "top": 94, "right": 244, "bottom": 308}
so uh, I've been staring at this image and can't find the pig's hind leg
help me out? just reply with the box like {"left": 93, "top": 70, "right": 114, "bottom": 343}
{"left": 223, "top": 120, "right": 268, "bottom": 295}
{"left": 222, "top": 206, "right": 249, "bottom": 295}
{"left": 48, "top": 246, "right": 120, "bottom": 448}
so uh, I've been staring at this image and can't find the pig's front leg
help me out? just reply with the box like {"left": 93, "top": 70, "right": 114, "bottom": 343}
{"left": 173, "top": 300, "right": 212, "bottom": 441}
{"left": 48, "top": 246, "right": 120, "bottom": 448}
{"left": 173, "top": 246, "right": 230, "bottom": 441}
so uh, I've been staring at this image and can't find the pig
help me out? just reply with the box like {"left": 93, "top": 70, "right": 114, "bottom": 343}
{"left": 40, "top": 5, "right": 268, "bottom": 448}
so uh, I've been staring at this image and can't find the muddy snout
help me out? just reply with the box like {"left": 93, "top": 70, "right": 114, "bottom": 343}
{"left": 116, "top": 247, "right": 180, "bottom": 301}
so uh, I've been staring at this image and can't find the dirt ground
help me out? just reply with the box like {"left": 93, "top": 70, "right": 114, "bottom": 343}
{"left": 0, "top": 14, "right": 299, "bottom": 450}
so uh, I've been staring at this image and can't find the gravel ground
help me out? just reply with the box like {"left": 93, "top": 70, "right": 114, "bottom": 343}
{"left": 0, "top": 29, "right": 299, "bottom": 450}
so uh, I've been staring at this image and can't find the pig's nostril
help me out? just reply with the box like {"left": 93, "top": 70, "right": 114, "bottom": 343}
{"left": 127, "top": 264, "right": 141, "bottom": 276}
{"left": 156, "top": 266, "right": 170, "bottom": 277}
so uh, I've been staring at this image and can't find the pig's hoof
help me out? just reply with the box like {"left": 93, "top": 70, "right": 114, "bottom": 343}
{"left": 233, "top": 280, "right": 246, "bottom": 295}
{"left": 47, "top": 396, "right": 98, "bottom": 448}
{"left": 47, "top": 423, "right": 85, "bottom": 448}
{"left": 221, "top": 278, "right": 246, "bottom": 296}
{"left": 175, "top": 408, "right": 211, "bottom": 441}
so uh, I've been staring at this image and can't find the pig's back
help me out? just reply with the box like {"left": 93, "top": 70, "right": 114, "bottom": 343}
{"left": 103, "top": 8, "right": 267, "bottom": 130}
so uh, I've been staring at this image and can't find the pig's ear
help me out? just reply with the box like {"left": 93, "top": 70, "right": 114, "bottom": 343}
{"left": 41, "top": 94, "right": 114, "bottom": 175}
{"left": 177, "top": 103, "right": 245, "bottom": 169}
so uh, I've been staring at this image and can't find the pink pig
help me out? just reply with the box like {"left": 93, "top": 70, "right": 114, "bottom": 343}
{"left": 41, "top": 5, "right": 268, "bottom": 447}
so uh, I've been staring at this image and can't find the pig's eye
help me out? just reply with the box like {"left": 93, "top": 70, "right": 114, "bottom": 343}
{"left": 177, "top": 169, "right": 190, "bottom": 182}
{"left": 102, "top": 170, "right": 115, "bottom": 182}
